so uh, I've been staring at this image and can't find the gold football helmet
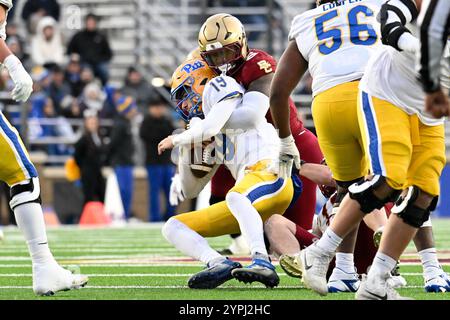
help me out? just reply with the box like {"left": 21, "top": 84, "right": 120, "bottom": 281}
{"left": 186, "top": 47, "right": 202, "bottom": 60}
{"left": 198, "top": 13, "right": 248, "bottom": 73}
{"left": 170, "top": 58, "right": 216, "bottom": 122}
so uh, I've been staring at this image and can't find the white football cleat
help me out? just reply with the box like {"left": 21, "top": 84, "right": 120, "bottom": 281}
{"left": 424, "top": 271, "right": 450, "bottom": 293}
{"left": 33, "top": 262, "right": 88, "bottom": 296}
{"left": 296, "top": 243, "right": 334, "bottom": 296}
{"left": 0, "top": 229, "right": 4, "bottom": 241}
{"left": 387, "top": 274, "right": 407, "bottom": 289}
{"left": 327, "top": 267, "right": 360, "bottom": 293}
{"left": 356, "top": 274, "right": 412, "bottom": 300}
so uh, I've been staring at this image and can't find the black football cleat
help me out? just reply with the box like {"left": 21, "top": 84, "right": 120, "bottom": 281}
{"left": 188, "top": 258, "right": 242, "bottom": 289}
{"left": 231, "top": 259, "right": 280, "bottom": 288}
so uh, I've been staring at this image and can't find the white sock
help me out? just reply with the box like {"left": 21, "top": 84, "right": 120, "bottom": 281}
{"left": 419, "top": 247, "right": 442, "bottom": 278}
{"left": 335, "top": 252, "right": 355, "bottom": 273}
{"left": 162, "top": 218, "right": 223, "bottom": 265}
{"left": 368, "top": 252, "right": 397, "bottom": 279}
{"left": 14, "top": 203, "right": 54, "bottom": 265}
{"left": 316, "top": 228, "right": 342, "bottom": 254}
{"left": 225, "top": 192, "right": 267, "bottom": 256}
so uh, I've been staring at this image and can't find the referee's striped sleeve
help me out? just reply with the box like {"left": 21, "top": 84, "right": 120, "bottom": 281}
{"left": 417, "top": 0, "right": 450, "bottom": 93}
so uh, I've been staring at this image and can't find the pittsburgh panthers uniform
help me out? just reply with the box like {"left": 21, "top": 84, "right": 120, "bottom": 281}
{"left": 175, "top": 75, "right": 294, "bottom": 237}
{"left": 0, "top": 0, "right": 38, "bottom": 186}
{"left": 289, "top": 0, "right": 382, "bottom": 182}
{"left": 359, "top": 28, "right": 449, "bottom": 196}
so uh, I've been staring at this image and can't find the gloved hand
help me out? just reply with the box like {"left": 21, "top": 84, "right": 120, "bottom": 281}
{"left": 169, "top": 173, "right": 185, "bottom": 206}
{"left": 278, "top": 135, "right": 301, "bottom": 180}
{"left": 4, "top": 55, "right": 33, "bottom": 102}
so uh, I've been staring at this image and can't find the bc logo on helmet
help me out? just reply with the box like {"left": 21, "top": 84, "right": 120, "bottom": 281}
{"left": 182, "top": 60, "right": 205, "bottom": 73}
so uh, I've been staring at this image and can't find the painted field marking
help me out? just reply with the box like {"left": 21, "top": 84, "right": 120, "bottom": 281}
{"left": 0, "top": 285, "right": 427, "bottom": 290}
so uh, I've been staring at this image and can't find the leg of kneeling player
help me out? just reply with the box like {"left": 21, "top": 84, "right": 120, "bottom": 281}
{"left": 0, "top": 114, "right": 88, "bottom": 296}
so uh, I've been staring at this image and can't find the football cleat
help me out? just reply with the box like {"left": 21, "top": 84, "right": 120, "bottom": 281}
{"left": 297, "top": 244, "right": 334, "bottom": 296}
{"left": 327, "top": 267, "right": 360, "bottom": 293}
{"left": 0, "top": 229, "right": 4, "bottom": 241}
{"left": 231, "top": 259, "right": 279, "bottom": 288}
{"left": 279, "top": 254, "right": 302, "bottom": 278}
{"left": 424, "top": 272, "right": 450, "bottom": 293}
{"left": 188, "top": 258, "right": 242, "bottom": 289}
{"left": 356, "top": 274, "right": 412, "bottom": 300}
{"left": 33, "top": 262, "right": 88, "bottom": 296}
{"left": 387, "top": 274, "right": 408, "bottom": 288}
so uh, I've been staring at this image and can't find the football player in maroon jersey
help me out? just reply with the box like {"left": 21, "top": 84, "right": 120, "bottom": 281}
{"left": 197, "top": 13, "right": 324, "bottom": 254}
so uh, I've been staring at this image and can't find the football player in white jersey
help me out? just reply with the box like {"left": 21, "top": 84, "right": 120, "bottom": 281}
{"left": 0, "top": 1, "right": 88, "bottom": 296}
{"left": 158, "top": 58, "right": 294, "bottom": 289}
{"left": 269, "top": 0, "right": 384, "bottom": 293}
{"left": 289, "top": 0, "right": 450, "bottom": 299}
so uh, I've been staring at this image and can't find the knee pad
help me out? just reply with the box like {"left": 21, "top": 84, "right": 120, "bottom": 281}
{"left": 334, "top": 177, "right": 364, "bottom": 206}
{"left": 9, "top": 177, "right": 42, "bottom": 210}
{"left": 348, "top": 175, "right": 399, "bottom": 214}
{"left": 392, "top": 186, "right": 438, "bottom": 228}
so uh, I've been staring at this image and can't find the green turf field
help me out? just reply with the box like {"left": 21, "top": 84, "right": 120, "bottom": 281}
{"left": 1, "top": 219, "right": 450, "bottom": 300}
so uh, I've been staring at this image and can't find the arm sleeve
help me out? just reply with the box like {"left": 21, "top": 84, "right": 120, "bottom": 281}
{"left": 172, "top": 80, "right": 243, "bottom": 146}
{"left": 173, "top": 97, "right": 240, "bottom": 146}
{"left": 177, "top": 144, "right": 219, "bottom": 199}
{"left": 417, "top": 0, "right": 450, "bottom": 92}
{"left": 225, "top": 91, "right": 269, "bottom": 130}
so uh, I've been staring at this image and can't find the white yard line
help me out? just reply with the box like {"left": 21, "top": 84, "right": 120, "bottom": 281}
{"left": 0, "top": 264, "right": 204, "bottom": 267}
{"left": 0, "top": 248, "right": 180, "bottom": 253}
{"left": 0, "top": 285, "right": 427, "bottom": 289}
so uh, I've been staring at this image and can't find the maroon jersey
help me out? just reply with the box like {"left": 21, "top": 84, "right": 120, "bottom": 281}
{"left": 231, "top": 49, "right": 305, "bottom": 135}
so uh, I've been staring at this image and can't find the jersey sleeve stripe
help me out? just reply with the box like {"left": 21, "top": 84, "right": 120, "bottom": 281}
{"left": 217, "top": 91, "right": 242, "bottom": 103}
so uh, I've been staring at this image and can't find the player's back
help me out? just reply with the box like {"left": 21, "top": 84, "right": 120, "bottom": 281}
{"left": 289, "top": 0, "right": 381, "bottom": 96}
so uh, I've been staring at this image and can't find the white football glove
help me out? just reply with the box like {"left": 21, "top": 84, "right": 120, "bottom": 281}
{"left": 4, "top": 55, "right": 33, "bottom": 102}
{"left": 169, "top": 173, "right": 185, "bottom": 206}
{"left": 278, "top": 134, "right": 301, "bottom": 180}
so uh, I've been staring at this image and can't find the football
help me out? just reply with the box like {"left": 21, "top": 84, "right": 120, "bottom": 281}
{"left": 189, "top": 139, "right": 216, "bottom": 178}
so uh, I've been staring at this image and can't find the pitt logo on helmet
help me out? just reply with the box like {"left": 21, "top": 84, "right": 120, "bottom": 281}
{"left": 182, "top": 60, "right": 205, "bottom": 74}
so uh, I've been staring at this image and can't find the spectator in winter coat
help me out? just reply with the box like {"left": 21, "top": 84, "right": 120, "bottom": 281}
{"left": 122, "top": 67, "right": 156, "bottom": 113}
{"left": 67, "top": 13, "right": 113, "bottom": 85}
{"left": 74, "top": 110, "right": 106, "bottom": 204}
{"left": 107, "top": 96, "right": 138, "bottom": 219}
{"left": 21, "top": 0, "right": 60, "bottom": 34}
{"left": 139, "top": 99, "right": 176, "bottom": 222}
{"left": 31, "top": 16, "right": 64, "bottom": 67}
